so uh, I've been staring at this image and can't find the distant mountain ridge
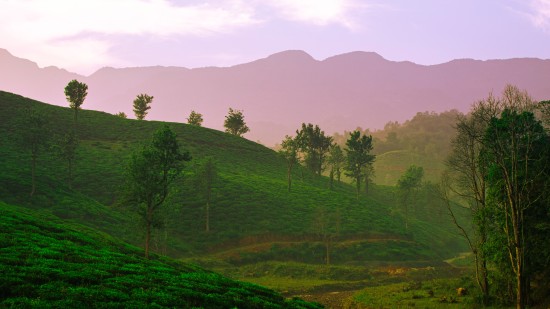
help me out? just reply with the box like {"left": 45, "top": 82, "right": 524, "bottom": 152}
{"left": 1, "top": 48, "right": 549, "bottom": 145}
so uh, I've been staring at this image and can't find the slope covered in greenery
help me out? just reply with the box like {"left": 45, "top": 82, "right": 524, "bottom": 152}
{"left": 0, "top": 91, "right": 467, "bottom": 262}
{"left": 0, "top": 201, "right": 319, "bottom": 308}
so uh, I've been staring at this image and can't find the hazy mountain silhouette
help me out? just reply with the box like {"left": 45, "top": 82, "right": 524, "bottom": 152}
{"left": 1, "top": 48, "right": 549, "bottom": 145}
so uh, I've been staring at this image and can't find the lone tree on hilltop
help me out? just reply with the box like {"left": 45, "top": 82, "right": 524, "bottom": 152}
{"left": 187, "top": 110, "right": 203, "bottom": 126}
{"left": 133, "top": 94, "right": 154, "bottom": 120}
{"left": 64, "top": 79, "right": 88, "bottom": 124}
{"left": 224, "top": 108, "right": 249, "bottom": 136}
{"left": 124, "top": 125, "right": 191, "bottom": 258}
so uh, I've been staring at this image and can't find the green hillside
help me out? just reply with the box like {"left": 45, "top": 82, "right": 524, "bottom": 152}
{"left": 0, "top": 91, "right": 467, "bottom": 263}
{"left": 0, "top": 201, "right": 319, "bottom": 308}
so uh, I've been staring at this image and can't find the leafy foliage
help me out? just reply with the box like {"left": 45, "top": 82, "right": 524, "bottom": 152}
{"left": 344, "top": 130, "right": 375, "bottom": 198}
{"left": 279, "top": 135, "right": 299, "bottom": 192}
{"left": 444, "top": 86, "right": 550, "bottom": 308}
{"left": 0, "top": 202, "right": 321, "bottom": 308}
{"left": 224, "top": 107, "right": 249, "bottom": 136}
{"left": 187, "top": 110, "right": 203, "bottom": 126}
{"left": 397, "top": 165, "right": 424, "bottom": 230}
{"left": 115, "top": 112, "right": 127, "bottom": 118}
{"left": 124, "top": 125, "right": 191, "bottom": 258}
{"left": 296, "top": 123, "right": 333, "bottom": 176}
{"left": 64, "top": 79, "right": 88, "bottom": 122}
{"left": 133, "top": 93, "right": 154, "bottom": 120}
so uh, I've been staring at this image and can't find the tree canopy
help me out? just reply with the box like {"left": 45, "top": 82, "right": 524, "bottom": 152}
{"left": 133, "top": 94, "right": 154, "bottom": 120}
{"left": 64, "top": 79, "right": 88, "bottom": 123}
{"left": 295, "top": 123, "right": 333, "bottom": 176}
{"left": 344, "top": 130, "right": 375, "bottom": 199}
{"left": 224, "top": 108, "right": 249, "bottom": 136}
{"left": 279, "top": 135, "right": 299, "bottom": 192}
{"left": 124, "top": 125, "right": 191, "bottom": 258}
{"left": 187, "top": 110, "right": 203, "bottom": 126}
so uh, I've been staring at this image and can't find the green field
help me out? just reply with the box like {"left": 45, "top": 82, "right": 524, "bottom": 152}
{"left": 0, "top": 91, "right": 472, "bottom": 307}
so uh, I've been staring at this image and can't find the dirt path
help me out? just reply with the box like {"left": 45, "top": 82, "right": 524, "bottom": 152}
{"left": 294, "top": 290, "right": 359, "bottom": 308}
{"left": 207, "top": 236, "right": 412, "bottom": 259}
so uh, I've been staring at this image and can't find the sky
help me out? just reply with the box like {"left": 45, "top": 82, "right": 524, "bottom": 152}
{"left": 1, "top": 0, "right": 549, "bottom": 75}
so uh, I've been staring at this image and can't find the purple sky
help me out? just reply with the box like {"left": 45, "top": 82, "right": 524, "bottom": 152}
{"left": 1, "top": 0, "right": 549, "bottom": 75}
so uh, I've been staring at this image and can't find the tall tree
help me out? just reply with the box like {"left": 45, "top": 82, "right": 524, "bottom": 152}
{"left": 57, "top": 131, "right": 79, "bottom": 189}
{"left": 195, "top": 157, "right": 217, "bottom": 232}
{"left": 224, "top": 108, "right": 249, "bottom": 136}
{"left": 20, "top": 108, "right": 49, "bottom": 197}
{"left": 363, "top": 163, "right": 375, "bottom": 194}
{"left": 443, "top": 85, "right": 550, "bottom": 308}
{"left": 344, "top": 130, "right": 375, "bottom": 199}
{"left": 484, "top": 107, "right": 548, "bottom": 309}
{"left": 442, "top": 99, "right": 498, "bottom": 303}
{"left": 313, "top": 207, "right": 341, "bottom": 265}
{"left": 279, "top": 135, "right": 299, "bottom": 192}
{"left": 397, "top": 165, "right": 423, "bottom": 230}
{"left": 64, "top": 79, "right": 88, "bottom": 123}
{"left": 187, "top": 110, "right": 203, "bottom": 126}
{"left": 328, "top": 144, "right": 345, "bottom": 189}
{"left": 124, "top": 125, "right": 190, "bottom": 258}
{"left": 295, "top": 123, "right": 333, "bottom": 176}
{"left": 133, "top": 94, "right": 154, "bottom": 120}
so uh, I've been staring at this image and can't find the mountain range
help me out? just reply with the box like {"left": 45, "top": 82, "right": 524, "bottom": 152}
{"left": 1, "top": 48, "right": 549, "bottom": 145}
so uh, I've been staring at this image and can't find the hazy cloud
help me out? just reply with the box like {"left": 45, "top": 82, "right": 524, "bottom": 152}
{"left": 264, "top": 0, "right": 365, "bottom": 29}
{"left": 0, "top": 0, "right": 258, "bottom": 73}
{"left": 529, "top": 0, "right": 550, "bottom": 31}
{"left": 0, "top": 0, "right": 370, "bottom": 73}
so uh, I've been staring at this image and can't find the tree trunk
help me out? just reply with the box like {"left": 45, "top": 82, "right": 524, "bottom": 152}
{"left": 30, "top": 154, "right": 36, "bottom": 197}
{"left": 325, "top": 237, "right": 330, "bottom": 265}
{"left": 479, "top": 229, "right": 490, "bottom": 304}
{"left": 287, "top": 165, "right": 292, "bottom": 192}
{"left": 516, "top": 245, "right": 524, "bottom": 309}
{"left": 356, "top": 177, "right": 361, "bottom": 200}
{"left": 68, "top": 159, "right": 73, "bottom": 189}
{"left": 206, "top": 200, "right": 210, "bottom": 233}
{"left": 405, "top": 202, "right": 409, "bottom": 230}
{"left": 329, "top": 169, "right": 334, "bottom": 190}
{"left": 145, "top": 207, "right": 152, "bottom": 259}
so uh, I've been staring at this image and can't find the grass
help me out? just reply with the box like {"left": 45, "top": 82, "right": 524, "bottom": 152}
{"left": 0, "top": 91, "right": 468, "bottom": 262}
{"left": 348, "top": 278, "right": 475, "bottom": 308}
{"left": 0, "top": 201, "right": 321, "bottom": 308}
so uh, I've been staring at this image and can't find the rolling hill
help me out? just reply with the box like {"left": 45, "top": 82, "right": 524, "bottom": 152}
{"left": 0, "top": 91, "right": 468, "bottom": 264}
{"left": 0, "top": 201, "right": 320, "bottom": 308}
